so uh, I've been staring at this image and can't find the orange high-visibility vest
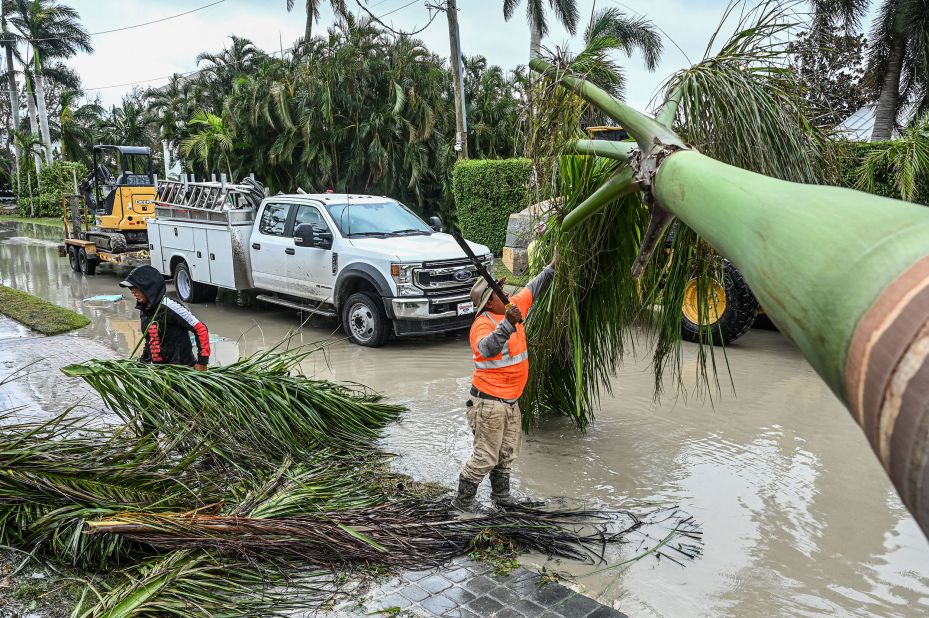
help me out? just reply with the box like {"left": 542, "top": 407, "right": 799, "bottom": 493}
{"left": 470, "top": 287, "right": 533, "bottom": 400}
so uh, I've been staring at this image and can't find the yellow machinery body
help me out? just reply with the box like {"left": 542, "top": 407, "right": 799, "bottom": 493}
{"left": 96, "top": 185, "right": 157, "bottom": 231}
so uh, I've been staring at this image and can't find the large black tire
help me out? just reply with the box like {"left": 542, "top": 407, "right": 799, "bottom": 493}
{"left": 173, "top": 261, "right": 218, "bottom": 303}
{"left": 681, "top": 260, "right": 758, "bottom": 345}
{"left": 78, "top": 248, "right": 97, "bottom": 275}
{"left": 67, "top": 246, "right": 81, "bottom": 272}
{"left": 341, "top": 291, "right": 390, "bottom": 347}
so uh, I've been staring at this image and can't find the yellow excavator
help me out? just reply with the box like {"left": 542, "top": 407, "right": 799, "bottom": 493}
{"left": 61, "top": 145, "right": 157, "bottom": 275}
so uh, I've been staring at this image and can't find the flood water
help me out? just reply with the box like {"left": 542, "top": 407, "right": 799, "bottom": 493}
{"left": 2, "top": 220, "right": 928, "bottom": 617}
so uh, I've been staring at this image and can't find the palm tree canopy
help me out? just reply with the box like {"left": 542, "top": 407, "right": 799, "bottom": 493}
{"left": 7, "top": 0, "right": 92, "bottom": 66}
{"left": 503, "top": 0, "right": 580, "bottom": 37}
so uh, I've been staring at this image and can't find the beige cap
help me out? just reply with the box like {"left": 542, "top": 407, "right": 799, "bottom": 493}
{"left": 470, "top": 278, "right": 494, "bottom": 313}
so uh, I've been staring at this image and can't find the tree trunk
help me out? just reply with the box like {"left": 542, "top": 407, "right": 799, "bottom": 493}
{"left": 446, "top": 0, "right": 468, "bottom": 159}
{"left": 304, "top": 0, "right": 313, "bottom": 44}
{"left": 34, "top": 66, "right": 53, "bottom": 164}
{"left": 871, "top": 34, "right": 906, "bottom": 141}
{"left": 2, "top": 13, "right": 21, "bottom": 190}
{"left": 653, "top": 151, "right": 929, "bottom": 538}
{"left": 24, "top": 75, "right": 41, "bottom": 174}
{"left": 529, "top": 12, "right": 542, "bottom": 61}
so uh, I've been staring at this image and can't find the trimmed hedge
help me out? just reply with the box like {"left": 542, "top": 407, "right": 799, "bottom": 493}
{"left": 18, "top": 160, "right": 87, "bottom": 218}
{"left": 452, "top": 158, "right": 532, "bottom": 255}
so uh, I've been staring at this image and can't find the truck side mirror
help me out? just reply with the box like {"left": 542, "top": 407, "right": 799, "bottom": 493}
{"left": 294, "top": 223, "right": 316, "bottom": 246}
{"left": 428, "top": 216, "right": 443, "bottom": 232}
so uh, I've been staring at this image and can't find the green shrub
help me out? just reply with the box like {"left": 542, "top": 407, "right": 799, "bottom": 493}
{"left": 841, "top": 141, "right": 929, "bottom": 205}
{"left": 452, "top": 158, "right": 532, "bottom": 255}
{"left": 18, "top": 160, "right": 87, "bottom": 218}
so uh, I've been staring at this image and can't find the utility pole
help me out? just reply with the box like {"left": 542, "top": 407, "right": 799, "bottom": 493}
{"left": 444, "top": 0, "right": 468, "bottom": 159}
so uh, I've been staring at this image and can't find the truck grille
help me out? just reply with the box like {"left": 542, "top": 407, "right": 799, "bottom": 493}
{"left": 415, "top": 257, "right": 490, "bottom": 297}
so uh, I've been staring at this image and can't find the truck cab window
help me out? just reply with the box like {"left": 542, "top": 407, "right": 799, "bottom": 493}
{"left": 293, "top": 204, "right": 330, "bottom": 234}
{"left": 259, "top": 203, "right": 290, "bottom": 236}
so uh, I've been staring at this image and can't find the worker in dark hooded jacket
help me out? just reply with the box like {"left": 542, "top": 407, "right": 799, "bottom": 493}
{"left": 119, "top": 265, "right": 210, "bottom": 369}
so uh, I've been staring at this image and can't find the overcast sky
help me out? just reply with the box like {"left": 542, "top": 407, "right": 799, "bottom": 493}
{"left": 64, "top": 0, "right": 870, "bottom": 114}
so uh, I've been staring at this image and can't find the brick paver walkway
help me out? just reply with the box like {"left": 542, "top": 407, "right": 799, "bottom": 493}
{"left": 323, "top": 557, "right": 626, "bottom": 617}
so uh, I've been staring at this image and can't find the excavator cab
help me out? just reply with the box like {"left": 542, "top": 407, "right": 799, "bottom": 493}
{"left": 83, "top": 145, "right": 156, "bottom": 237}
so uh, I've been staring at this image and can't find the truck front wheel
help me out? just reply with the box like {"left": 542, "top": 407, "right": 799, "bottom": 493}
{"left": 342, "top": 291, "right": 389, "bottom": 347}
{"left": 173, "top": 261, "right": 217, "bottom": 303}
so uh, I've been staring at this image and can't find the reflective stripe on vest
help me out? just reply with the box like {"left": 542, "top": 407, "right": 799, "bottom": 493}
{"left": 472, "top": 312, "right": 528, "bottom": 369}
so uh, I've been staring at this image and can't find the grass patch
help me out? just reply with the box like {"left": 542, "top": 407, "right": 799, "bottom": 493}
{"left": 0, "top": 214, "right": 63, "bottom": 228}
{"left": 0, "top": 285, "right": 89, "bottom": 335}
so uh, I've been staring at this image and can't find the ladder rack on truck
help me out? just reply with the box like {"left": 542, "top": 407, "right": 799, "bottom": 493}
{"left": 148, "top": 175, "right": 268, "bottom": 298}
{"left": 154, "top": 175, "right": 266, "bottom": 225}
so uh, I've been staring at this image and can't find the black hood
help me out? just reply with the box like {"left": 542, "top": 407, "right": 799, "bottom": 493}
{"left": 119, "top": 265, "right": 166, "bottom": 309}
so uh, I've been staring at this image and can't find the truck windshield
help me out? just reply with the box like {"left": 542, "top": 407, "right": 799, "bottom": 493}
{"left": 326, "top": 201, "right": 432, "bottom": 237}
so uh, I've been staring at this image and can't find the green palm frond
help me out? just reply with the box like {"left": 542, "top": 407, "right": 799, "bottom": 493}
{"left": 856, "top": 113, "right": 929, "bottom": 201}
{"left": 61, "top": 347, "right": 404, "bottom": 463}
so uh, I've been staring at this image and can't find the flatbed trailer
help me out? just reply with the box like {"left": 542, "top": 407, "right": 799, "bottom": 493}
{"left": 58, "top": 194, "right": 149, "bottom": 275}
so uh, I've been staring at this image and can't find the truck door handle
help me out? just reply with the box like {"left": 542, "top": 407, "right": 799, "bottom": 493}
{"left": 196, "top": 251, "right": 202, "bottom": 258}
{"left": 209, "top": 253, "right": 215, "bottom": 260}
{"left": 252, "top": 243, "right": 261, "bottom": 250}
{"left": 285, "top": 248, "right": 295, "bottom": 255}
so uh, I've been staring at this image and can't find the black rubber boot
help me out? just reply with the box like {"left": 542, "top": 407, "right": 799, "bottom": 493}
{"left": 490, "top": 469, "right": 515, "bottom": 506}
{"left": 450, "top": 475, "right": 483, "bottom": 513}
{"left": 490, "top": 470, "right": 544, "bottom": 508}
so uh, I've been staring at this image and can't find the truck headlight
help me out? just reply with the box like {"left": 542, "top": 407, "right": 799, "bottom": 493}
{"left": 390, "top": 263, "right": 421, "bottom": 296}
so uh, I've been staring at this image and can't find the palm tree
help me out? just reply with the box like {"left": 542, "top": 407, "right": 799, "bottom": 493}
{"left": 180, "top": 110, "right": 234, "bottom": 178}
{"left": 1, "top": 2, "right": 21, "bottom": 177}
{"left": 8, "top": 0, "right": 92, "bottom": 162}
{"left": 286, "top": 0, "right": 347, "bottom": 45}
{"left": 528, "top": 1, "right": 929, "bottom": 538}
{"left": 503, "top": 0, "right": 580, "bottom": 61}
{"left": 98, "top": 94, "right": 153, "bottom": 147}
{"left": 58, "top": 88, "right": 102, "bottom": 164}
{"left": 813, "top": 0, "right": 929, "bottom": 140}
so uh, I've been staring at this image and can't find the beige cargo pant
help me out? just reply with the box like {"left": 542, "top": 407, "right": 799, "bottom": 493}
{"left": 461, "top": 397, "right": 523, "bottom": 484}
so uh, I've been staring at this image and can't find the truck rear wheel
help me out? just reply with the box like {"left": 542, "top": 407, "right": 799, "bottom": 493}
{"left": 342, "top": 291, "right": 389, "bottom": 347}
{"left": 173, "top": 261, "right": 218, "bottom": 303}
{"left": 680, "top": 260, "right": 758, "bottom": 345}
{"left": 78, "top": 248, "right": 97, "bottom": 275}
{"left": 68, "top": 246, "right": 80, "bottom": 272}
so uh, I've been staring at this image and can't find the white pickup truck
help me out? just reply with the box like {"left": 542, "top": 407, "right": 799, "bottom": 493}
{"left": 146, "top": 180, "right": 492, "bottom": 346}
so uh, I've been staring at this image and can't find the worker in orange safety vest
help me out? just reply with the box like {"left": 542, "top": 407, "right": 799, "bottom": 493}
{"left": 451, "top": 250, "right": 558, "bottom": 512}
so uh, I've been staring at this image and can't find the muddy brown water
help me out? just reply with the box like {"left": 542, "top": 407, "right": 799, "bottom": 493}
{"left": 1, "top": 221, "right": 928, "bottom": 617}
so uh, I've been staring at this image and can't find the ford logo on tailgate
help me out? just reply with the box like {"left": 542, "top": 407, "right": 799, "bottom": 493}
{"left": 454, "top": 269, "right": 473, "bottom": 282}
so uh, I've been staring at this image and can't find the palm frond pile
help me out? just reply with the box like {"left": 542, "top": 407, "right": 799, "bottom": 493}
{"left": 0, "top": 348, "right": 702, "bottom": 616}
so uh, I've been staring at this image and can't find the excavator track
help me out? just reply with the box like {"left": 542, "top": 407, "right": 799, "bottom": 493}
{"left": 86, "top": 231, "right": 128, "bottom": 254}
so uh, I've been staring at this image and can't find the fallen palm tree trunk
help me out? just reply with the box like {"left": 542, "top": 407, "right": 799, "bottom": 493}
{"left": 530, "top": 12, "right": 929, "bottom": 536}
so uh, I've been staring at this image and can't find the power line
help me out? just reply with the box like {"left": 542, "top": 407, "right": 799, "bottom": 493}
{"left": 25, "top": 0, "right": 227, "bottom": 43}
{"left": 83, "top": 0, "right": 429, "bottom": 92}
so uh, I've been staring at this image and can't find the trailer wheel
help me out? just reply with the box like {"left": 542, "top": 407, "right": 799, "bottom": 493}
{"left": 342, "top": 291, "right": 389, "bottom": 347}
{"left": 173, "top": 261, "right": 217, "bottom": 303}
{"left": 681, "top": 260, "right": 758, "bottom": 345}
{"left": 78, "top": 248, "right": 97, "bottom": 276}
{"left": 68, "top": 246, "right": 80, "bottom": 272}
